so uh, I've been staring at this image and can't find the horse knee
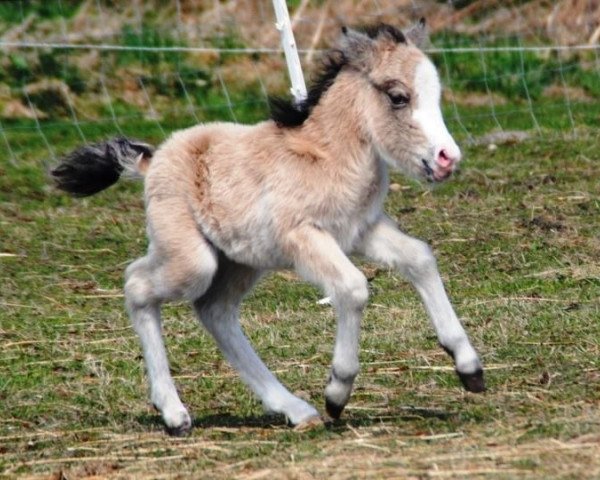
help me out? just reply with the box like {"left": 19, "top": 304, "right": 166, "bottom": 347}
{"left": 335, "top": 273, "right": 369, "bottom": 311}
{"left": 405, "top": 240, "right": 437, "bottom": 280}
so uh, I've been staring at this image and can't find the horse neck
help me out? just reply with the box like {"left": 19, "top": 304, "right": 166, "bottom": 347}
{"left": 299, "top": 72, "right": 375, "bottom": 170}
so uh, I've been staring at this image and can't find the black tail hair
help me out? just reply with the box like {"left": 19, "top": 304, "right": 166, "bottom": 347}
{"left": 51, "top": 137, "right": 154, "bottom": 197}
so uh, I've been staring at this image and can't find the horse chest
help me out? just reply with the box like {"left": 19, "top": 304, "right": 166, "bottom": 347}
{"left": 322, "top": 165, "right": 389, "bottom": 252}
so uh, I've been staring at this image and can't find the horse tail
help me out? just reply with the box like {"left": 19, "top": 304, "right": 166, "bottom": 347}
{"left": 51, "top": 136, "right": 155, "bottom": 197}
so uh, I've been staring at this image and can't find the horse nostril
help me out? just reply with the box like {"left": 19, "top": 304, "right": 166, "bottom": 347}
{"left": 436, "top": 149, "right": 455, "bottom": 169}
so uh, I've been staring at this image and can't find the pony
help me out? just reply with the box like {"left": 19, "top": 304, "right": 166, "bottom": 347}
{"left": 52, "top": 20, "right": 485, "bottom": 436}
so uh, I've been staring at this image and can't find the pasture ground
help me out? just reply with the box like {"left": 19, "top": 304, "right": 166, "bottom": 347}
{"left": 1, "top": 126, "right": 599, "bottom": 479}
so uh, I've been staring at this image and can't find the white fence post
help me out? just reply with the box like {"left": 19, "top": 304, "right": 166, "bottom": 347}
{"left": 272, "top": 0, "right": 307, "bottom": 105}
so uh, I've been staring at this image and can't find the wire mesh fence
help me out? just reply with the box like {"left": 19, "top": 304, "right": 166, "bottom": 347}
{"left": 0, "top": 0, "right": 598, "bottom": 165}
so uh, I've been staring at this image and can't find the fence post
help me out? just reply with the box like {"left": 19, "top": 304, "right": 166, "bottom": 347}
{"left": 272, "top": 0, "right": 307, "bottom": 105}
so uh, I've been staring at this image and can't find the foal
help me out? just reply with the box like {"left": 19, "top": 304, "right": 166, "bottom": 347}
{"left": 53, "top": 21, "right": 485, "bottom": 435}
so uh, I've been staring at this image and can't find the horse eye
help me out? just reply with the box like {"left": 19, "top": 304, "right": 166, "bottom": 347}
{"left": 387, "top": 92, "right": 410, "bottom": 108}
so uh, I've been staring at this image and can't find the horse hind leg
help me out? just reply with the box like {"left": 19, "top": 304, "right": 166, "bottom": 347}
{"left": 194, "top": 257, "right": 321, "bottom": 428}
{"left": 125, "top": 201, "right": 218, "bottom": 435}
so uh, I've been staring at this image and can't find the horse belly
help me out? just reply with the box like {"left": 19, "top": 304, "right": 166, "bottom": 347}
{"left": 194, "top": 202, "right": 288, "bottom": 269}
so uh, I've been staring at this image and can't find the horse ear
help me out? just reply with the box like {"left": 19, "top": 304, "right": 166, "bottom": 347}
{"left": 404, "top": 17, "right": 428, "bottom": 48}
{"left": 338, "top": 26, "right": 375, "bottom": 68}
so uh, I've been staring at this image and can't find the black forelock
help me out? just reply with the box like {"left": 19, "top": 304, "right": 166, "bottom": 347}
{"left": 362, "top": 23, "right": 406, "bottom": 43}
{"left": 269, "top": 23, "right": 406, "bottom": 129}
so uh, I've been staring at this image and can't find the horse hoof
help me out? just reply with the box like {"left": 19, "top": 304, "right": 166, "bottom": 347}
{"left": 457, "top": 369, "right": 486, "bottom": 393}
{"left": 166, "top": 422, "right": 192, "bottom": 437}
{"left": 325, "top": 398, "right": 345, "bottom": 420}
{"left": 164, "top": 411, "right": 193, "bottom": 437}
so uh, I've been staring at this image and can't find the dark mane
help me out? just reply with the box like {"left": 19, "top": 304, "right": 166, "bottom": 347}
{"left": 269, "top": 24, "right": 406, "bottom": 128}
{"left": 269, "top": 49, "right": 347, "bottom": 128}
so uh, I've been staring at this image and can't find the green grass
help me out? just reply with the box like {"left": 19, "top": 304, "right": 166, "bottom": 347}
{"left": 0, "top": 0, "right": 82, "bottom": 24}
{"left": 0, "top": 118, "right": 599, "bottom": 478}
{"left": 431, "top": 33, "right": 600, "bottom": 100}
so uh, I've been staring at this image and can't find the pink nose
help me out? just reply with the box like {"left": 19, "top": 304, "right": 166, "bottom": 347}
{"left": 436, "top": 149, "right": 459, "bottom": 169}
{"left": 432, "top": 148, "right": 460, "bottom": 181}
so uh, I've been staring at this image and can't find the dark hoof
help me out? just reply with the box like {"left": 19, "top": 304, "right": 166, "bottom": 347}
{"left": 325, "top": 398, "right": 345, "bottom": 420}
{"left": 457, "top": 369, "right": 486, "bottom": 393}
{"left": 166, "top": 424, "right": 191, "bottom": 437}
{"left": 165, "top": 420, "right": 192, "bottom": 437}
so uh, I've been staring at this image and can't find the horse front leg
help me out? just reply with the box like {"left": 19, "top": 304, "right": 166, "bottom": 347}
{"left": 359, "top": 215, "right": 485, "bottom": 392}
{"left": 285, "top": 225, "right": 369, "bottom": 420}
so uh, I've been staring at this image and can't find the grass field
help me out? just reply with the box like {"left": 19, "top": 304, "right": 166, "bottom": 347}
{"left": 1, "top": 119, "right": 599, "bottom": 479}
{"left": 1, "top": 3, "right": 599, "bottom": 477}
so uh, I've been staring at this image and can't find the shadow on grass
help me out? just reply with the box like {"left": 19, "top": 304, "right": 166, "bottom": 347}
{"left": 193, "top": 413, "right": 289, "bottom": 429}
{"left": 330, "top": 406, "right": 455, "bottom": 431}
{"left": 135, "top": 411, "right": 290, "bottom": 433}
{"left": 136, "top": 404, "right": 455, "bottom": 436}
